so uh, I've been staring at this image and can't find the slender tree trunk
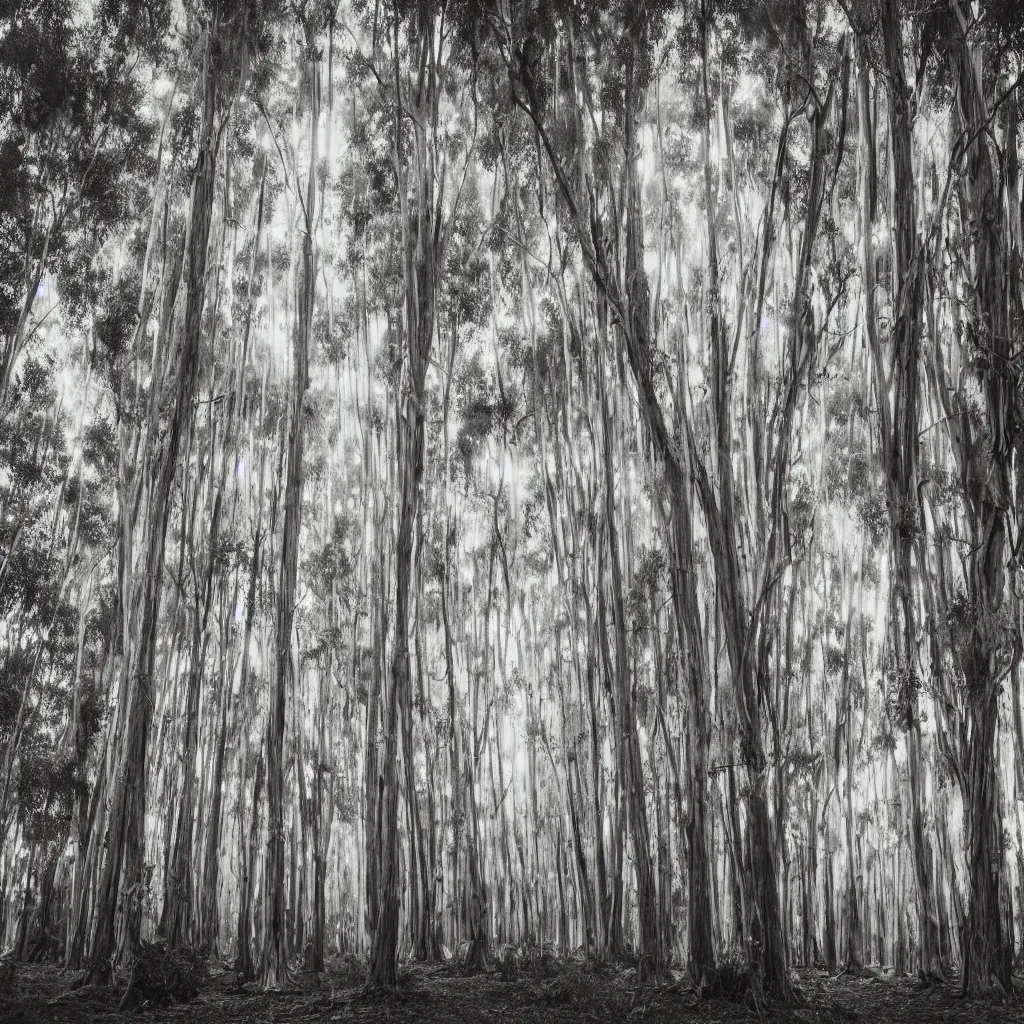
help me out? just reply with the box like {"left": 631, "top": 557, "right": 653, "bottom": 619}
{"left": 262, "top": 37, "right": 319, "bottom": 990}
{"left": 599, "top": 369, "right": 661, "bottom": 979}
{"left": 89, "top": 37, "right": 219, "bottom": 981}
{"left": 367, "top": 17, "right": 441, "bottom": 988}
{"left": 944, "top": 8, "right": 1017, "bottom": 994}
{"left": 859, "top": 6, "right": 942, "bottom": 980}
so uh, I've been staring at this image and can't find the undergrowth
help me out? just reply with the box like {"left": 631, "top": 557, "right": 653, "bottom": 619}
{"left": 327, "top": 952, "right": 368, "bottom": 988}
{"left": 119, "top": 940, "right": 206, "bottom": 1009}
{"left": 0, "top": 958, "right": 15, "bottom": 995}
{"left": 696, "top": 945, "right": 760, "bottom": 1002}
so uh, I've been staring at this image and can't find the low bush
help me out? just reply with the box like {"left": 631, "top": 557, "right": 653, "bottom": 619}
{"left": 818, "top": 996, "right": 861, "bottom": 1023}
{"left": 697, "top": 946, "right": 758, "bottom": 1002}
{"left": 328, "top": 952, "right": 367, "bottom": 988}
{"left": 539, "top": 971, "right": 586, "bottom": 1007}
{"left": 494, "top": 945, "right": 519, "bottom": 980}
{"left": 518, "top": 944, "right": 562, "bottom": 979}
{"left": 119, "top": 940, "right": 206, "bottom": 1009}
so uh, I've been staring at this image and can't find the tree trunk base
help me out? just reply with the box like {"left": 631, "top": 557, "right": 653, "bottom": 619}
{"left": 462, "top": 939, "right": 490, "bottom": 975}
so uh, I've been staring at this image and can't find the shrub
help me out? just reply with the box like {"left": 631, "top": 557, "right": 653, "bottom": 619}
{"left": 519, "top": 944, "right": 561, "bottom": 979}
{"left": 539, "top": 972, "right": 585, "bottom": 1007}
{"left": 697, "top": 946, "right": 758, "bottom": 1002}
{"left": 495, "top": 945, "right": 519, "bottom": 981}
{"left": 328, "top": 952, "right": 367, "bottom": 988}
{"left": 119, "top": 940, "right": 206, "bottom": 1009}
{"left": 818, "top": 996, "right": 860, "bottom": 1023}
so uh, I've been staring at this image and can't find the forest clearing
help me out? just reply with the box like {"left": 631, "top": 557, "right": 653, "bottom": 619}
{"left": 1, "top": 0, "right": 1024, "bottom": 1020}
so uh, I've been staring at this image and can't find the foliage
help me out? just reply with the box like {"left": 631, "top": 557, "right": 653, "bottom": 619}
{"left": 119, "top": 941, "right": 206, "bottom": 1008}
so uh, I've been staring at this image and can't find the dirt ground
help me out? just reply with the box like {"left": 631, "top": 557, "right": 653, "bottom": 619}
{"left": 2, "top": 958, "right": 1021, "bottom": 1024}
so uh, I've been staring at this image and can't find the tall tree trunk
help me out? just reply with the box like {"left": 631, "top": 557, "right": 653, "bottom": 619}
{"left": 599, "top": 368, "right": 661, "bottom": 980}
{"left": 367, "top": 14, "right": 441, "bottom": 988}
{"left": 88, "top": 34, "right": 219, "bottom": 981}
{"left": 863, "top": 4, "right": 942, "bottom": 980}
{"left": 160, "top": 447, "right": 220, "bottom": 949}
{"left": 943, "top": 7, "right": 1017, "bottom": 994}
{"left": 262, "top": 36, "right": 319, "bottom": 990}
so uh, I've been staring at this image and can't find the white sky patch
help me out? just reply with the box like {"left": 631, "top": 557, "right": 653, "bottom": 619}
{"left": 514, "top": 741, "right": 528, "bottom": 779}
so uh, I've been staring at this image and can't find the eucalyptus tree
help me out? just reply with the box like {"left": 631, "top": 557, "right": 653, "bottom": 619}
{"left": 845, "top": 0, "right": 947, "bottom": 980}
{"left": 359, "top": 0, "right": 465, "bottom": 987}
{"left": 481, "top": 0, "right": 676, "bottom": 981}
{"left": 0, "top": 3, "right": 156, "bottom": 957}
{"left": 916, "top": 0, "right": 1023, "bottom": 995}
{"left": 477, "top": 0, "right": 855, "bottom": 998}
{"left": 0, "top": 356, "right": 96, "bottom": 961}
{"left": 88, "top": 0, "right": 281, "bottom": 981}
{"left": 337, "top": 0, "right": 488, "bottom": 986}
{"left": 259, "top": 0, "right": 334, "bottom": 989}
{"left": 0, "top": 0, "right": 160, "bottom": 409}
{"left": 435, "top": 179, "right": 495, "bottom": 969}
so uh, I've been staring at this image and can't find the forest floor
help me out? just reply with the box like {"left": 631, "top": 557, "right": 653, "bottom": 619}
{"left": 2, "top": 956, "right": 1022, "bottom": 1024}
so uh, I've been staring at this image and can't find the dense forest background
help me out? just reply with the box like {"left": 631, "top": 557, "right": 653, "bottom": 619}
{"left": 0, "top": 0, "right": 1023, "bottom": 1009}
